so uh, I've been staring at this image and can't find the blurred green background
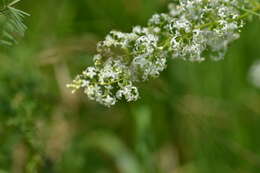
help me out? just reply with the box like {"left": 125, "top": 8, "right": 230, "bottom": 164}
{"left": 1, "top": 0, "right": 260, "bottom": 172}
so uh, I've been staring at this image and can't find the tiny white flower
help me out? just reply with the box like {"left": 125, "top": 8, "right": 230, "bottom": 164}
{"left": 102, "top": 95, "right": 116, "bottom": 107}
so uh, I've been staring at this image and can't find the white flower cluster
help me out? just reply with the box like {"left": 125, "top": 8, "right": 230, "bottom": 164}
{"left": 149, "top": 0, "right": 244, "bottom": 61}
{"left": 68, "top": 0, "right": 252, "bottom": 107}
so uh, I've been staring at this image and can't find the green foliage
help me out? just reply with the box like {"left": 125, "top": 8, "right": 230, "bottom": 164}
{"left": 0, "top": 0, "right": 29, "bottom": 46}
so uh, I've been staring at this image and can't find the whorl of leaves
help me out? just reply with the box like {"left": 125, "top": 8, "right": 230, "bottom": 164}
{"left": 0, "top": 0, "right": 29, "bottom": 46}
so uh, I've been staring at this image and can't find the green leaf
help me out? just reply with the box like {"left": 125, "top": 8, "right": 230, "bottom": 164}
{"left": 0, "top": 0, "right": 29, "bottom": 46}
{"left": 8, "top": 0, "right": 22, "bottom": 7}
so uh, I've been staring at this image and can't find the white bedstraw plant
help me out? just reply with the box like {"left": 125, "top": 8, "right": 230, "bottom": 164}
{"left": 68, "top": 0, "right": 260, "bottom": 107}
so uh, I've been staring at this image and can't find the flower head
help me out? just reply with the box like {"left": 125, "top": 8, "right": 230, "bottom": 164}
{"left": 68, "top": 0, "right": 253, "bottom": 107}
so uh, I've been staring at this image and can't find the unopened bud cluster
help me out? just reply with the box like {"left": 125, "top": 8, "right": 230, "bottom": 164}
{"left": 68, "top": 0, "right": 253, "bottom": 107}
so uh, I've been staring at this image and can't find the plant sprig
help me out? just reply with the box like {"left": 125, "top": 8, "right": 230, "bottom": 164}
{"left": 68, "top": 0, "right": 260, "bottom": 107}
{"left": 0, "top": 0, "right": 29, "bottom": 46}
